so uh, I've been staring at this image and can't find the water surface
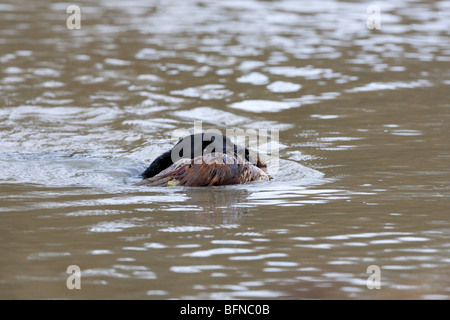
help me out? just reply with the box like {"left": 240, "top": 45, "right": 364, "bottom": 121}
{"left": 0, "top": 0, "right": 449, "bottom": 299}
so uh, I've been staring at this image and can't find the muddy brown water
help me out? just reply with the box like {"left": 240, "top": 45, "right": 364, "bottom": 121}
{"left": 0, "top": 0, "right": 449, "bottom": 299}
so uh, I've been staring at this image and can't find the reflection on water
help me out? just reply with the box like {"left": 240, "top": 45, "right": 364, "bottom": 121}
{"left": 1, "top": 0, "right": 450, "bottom": 299}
